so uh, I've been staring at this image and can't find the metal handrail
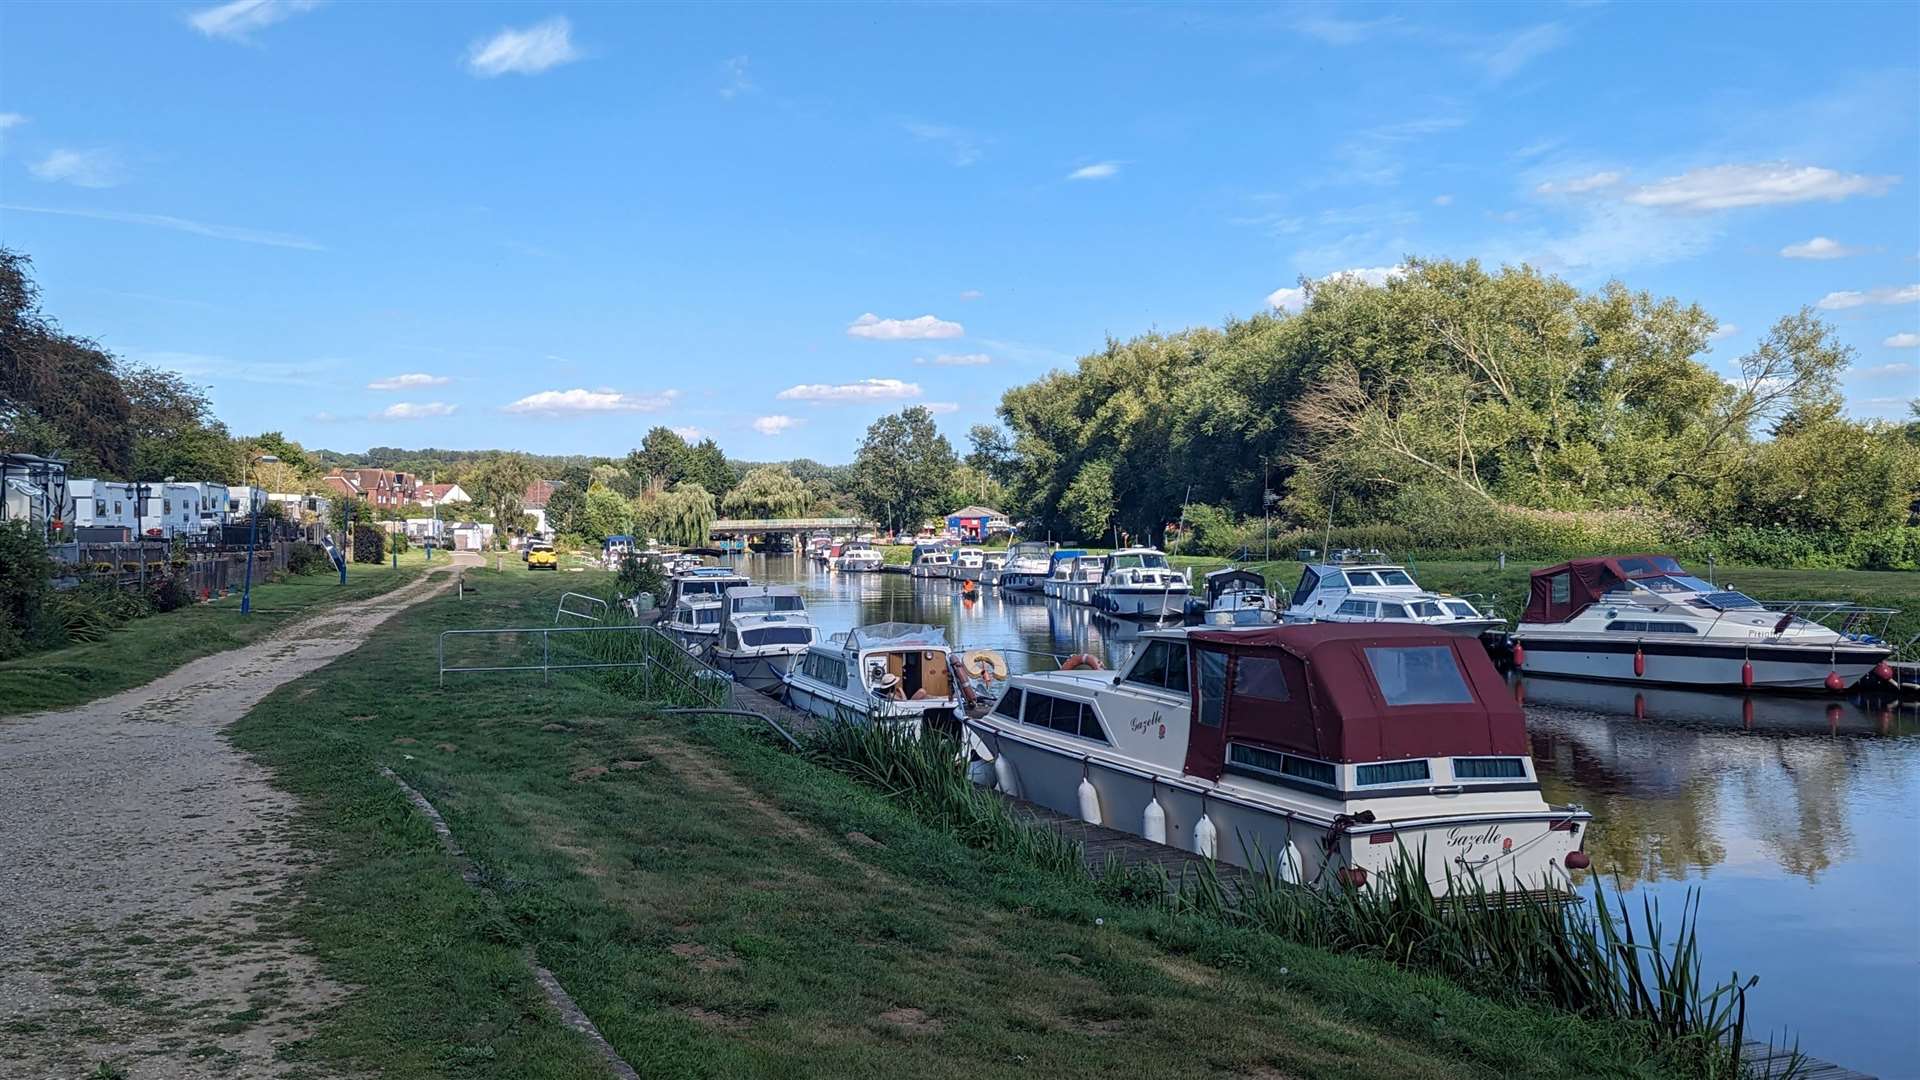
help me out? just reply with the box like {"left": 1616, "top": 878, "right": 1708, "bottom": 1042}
{"left": 555, "top": 592, "right": 609, "bottom": 625}
{"left": 436, "top": 623, "right": 729, "bottom": 707}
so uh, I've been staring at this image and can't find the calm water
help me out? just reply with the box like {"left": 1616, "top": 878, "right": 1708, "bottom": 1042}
{"left": 730, "top": 555, "right": 1920, "bottom": 1077}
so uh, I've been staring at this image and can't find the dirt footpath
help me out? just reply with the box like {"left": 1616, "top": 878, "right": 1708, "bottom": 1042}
{"left": 0, "top": 563, "right": 467, "bottom": 1079}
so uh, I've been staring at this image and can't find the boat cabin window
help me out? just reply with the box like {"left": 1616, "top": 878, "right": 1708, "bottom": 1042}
{"left": 697, "top": 608, "right": 720, "bottom": 626}
{"left": 1549, "top": 573, "right": 1570, "bottom": 605}
{"left": 1195, "top": 649, "right": 1228, "bottom": 727}
{"left": 802, "top": 653, "right": 847, "bottom": 685}
{"left": 1291, "top": 567, "right": 1320, "bottom": 607}
{"left": 1443, "top": 600, "right": 1479, "bottom": 618}
{"left": 1356, "top": 760, "right": 1431, "bottom": 786}
{"left": 1022, "top": 692, "right": 1110, "bottom": 743}
{"left": 1343, "top": 570, "right": 1382, "bottom": 587}
{"left": 1230, "top": 655, "right": 1290, "bottom": 702}
{"left": 1376, "top": 569, "right": 1414, "bottom": 586}
{"left": 1363, "top": 646, "right": 1474, "bottom": 706}
{"left": 1337, "top": 599, "right": 1376, "bottom": 617}
{"left": 744, "top": 627, "right": 812, "bottom": 646}
{"left": 993, "top": 687, "right": 1023, "bottom": 720}
{"left": 734, "top": 594, "right": 803, "bottom": 613}
{"left": 1378, "top": 603, "right": 1410, "bottom": 619}
{"left": 1604, "top": 620, "right": 1698, "bottom": 634}
{"left": 1228, "top": 743, "right": 1335, "bottom": 787}
{"left": 1123, "top": 640, "right": 1190, "bottom": 693}
{"left": 1454, "top": 757, "right": 1527, "bottom": 780}
{"left": 1409, "top": 600, "right": 1445, "bottom": 618}
{"left": 1616, "top": 555, "right": 1684, "bottom": 575}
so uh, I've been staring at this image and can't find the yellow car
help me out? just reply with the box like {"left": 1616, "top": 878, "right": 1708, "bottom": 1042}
{"left": 527, "top": 544, "right": 558, "bottom": 570}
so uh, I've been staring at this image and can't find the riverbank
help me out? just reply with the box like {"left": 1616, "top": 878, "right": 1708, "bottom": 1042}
{"left": 0, "top": 548, "right": 439, "bottom": 717}
{"left": 216, "top": 569, "right": 1735, "bottom": 1079}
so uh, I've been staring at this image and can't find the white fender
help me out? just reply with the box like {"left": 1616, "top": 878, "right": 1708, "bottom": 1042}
{"left": 1193, "top": 812, "right": 1218, "bottom": 859}
{"left": 967, "top": 759, "right": 997, "bottom": 788}
{"left": 992, "top": 754, "right": 1021, "bottom": 798}
{"left": 1143, "top": 796, "right": 1167, "bottom": 844}
{"left": 1076, "top": 778, "right": 1103, "bottom": 825}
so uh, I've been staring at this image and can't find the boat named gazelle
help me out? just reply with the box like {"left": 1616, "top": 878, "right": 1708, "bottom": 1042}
{"left": 1284, "top": 562, "right": 1503, "bottom": 638}
{"left": 1512, "top": 555, "right": 1896, "bottom": 691}
{"left": 965, "top": 622, "right": 1591, "bottom": 896}
{"left": 782, "top": 622, "right": 966, "bottom": 731}
{"left": 1091, "top": 547, "right": 1190, "bottom": 620}
{"left": 711, "top": 585, "right": 818, "bottom": 692}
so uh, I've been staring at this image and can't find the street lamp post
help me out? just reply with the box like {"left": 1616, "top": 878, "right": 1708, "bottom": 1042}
{"left": 240, "top": 454, "right": 279, "bottom": 615}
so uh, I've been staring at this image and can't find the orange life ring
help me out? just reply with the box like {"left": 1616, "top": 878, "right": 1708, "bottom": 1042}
{"left": 1060, "top": 654, "right": 1105, "bottom": 671}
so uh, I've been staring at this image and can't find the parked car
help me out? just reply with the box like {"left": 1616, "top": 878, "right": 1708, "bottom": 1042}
{"left": 526, "top": 542, "right": 557, "bottom": 570}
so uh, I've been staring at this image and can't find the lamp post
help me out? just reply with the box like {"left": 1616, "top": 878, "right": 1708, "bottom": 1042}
{"left": 240, "top": 454, "right": 279, "bottom": 615}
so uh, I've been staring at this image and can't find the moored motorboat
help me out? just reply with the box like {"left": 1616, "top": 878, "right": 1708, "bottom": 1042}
{"left": 712, "top": 585, "right": 818, "bottom": 692}
{"left": 979, "top": 551, "right": 1009, "bottom": 588}
{"left": 1091, "top": 547, "right": 1189, "bottom": 620}
{"left": 1039, "top": 549, "right": 1087, "bottom": 600}
{"left": 1190, "top": 567, "right": 1279, "bottom": 626}
{"left": 662, "top": 567, "right": 752, "bottom": 653}
{"left": 952, "top": 547, "right": 986, "bottom": 581}
{"left": 1511, "top": 555, "right": 1896, "bottom": 691}
{"left": 965, "top": 623, "right": 1592, "bottom": 896}
{"left": 1284, "top": 561, "right": 1504, "bottom": 638}
{"left": 782, "top": 622, "right": 967, "bottom": 732}
{"left": 910, "top": 543, "right": 954, "bottom": 579}
{"left": 999, "top": 540, "right": 1056, "bottom": 593}
{"left": 1060, "top": 555, "right": 1106, "bottom": 605}
{"left": 836, "top": 541, "right": 884, "bottom": 573}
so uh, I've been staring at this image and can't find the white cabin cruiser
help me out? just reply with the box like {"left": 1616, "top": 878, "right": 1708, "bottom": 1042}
{"left": 662, "top": 567, "right": 751, "bottom": 652}
{"left": 1040, "top": 550, "right": 1089, "bottom": 600}
{"left": 965, "top": 623, "right": 1591, "bottom": 896}
{"left": 711, "top": 585, "right": 818, "bottom": 692}
{"left": 782, "top": 622, "right": 966, "bottom": 732}
{"left": 979, "top": 551, "right": 1010, "bottom": 588}
{"left": 836, "top": 541, "right": 884, "bottom": 573}
{"left": 1061, "top": 555, "right": 1107, "bottom": 606}
{"left": 1285, "top": 562, "right": 1504, "bottom": 638}
{"left": 910, "top": 543, "right": 954, "bottom": 579}
{"left": 1189, "top": 568, "right": 1280, "bottom": 626}
{"left": 951, "top": 547, "right": 986, "bottom": 582}
{"left": 1512, "top": 555, "right": 1896, "bottom": 691}
{"left": 999, "top": 540, "right": 1056, "bottom": 593}
{"left": 1091, "top": 548, "right": 1190, "bottom": 621}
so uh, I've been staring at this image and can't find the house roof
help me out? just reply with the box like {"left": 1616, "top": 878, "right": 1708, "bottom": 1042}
{"left": 419, "top": 483, "right": 469, "bottom": 501}
{"left": 947, "top": 505, "right": 1005, "bottom": 519}
{"left": 524, "top": 479, "right": 556, "bottom": 508}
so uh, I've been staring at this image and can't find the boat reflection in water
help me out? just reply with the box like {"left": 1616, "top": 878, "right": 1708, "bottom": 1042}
{"left": 1514, "top": 675, "right": 1909, "bottom": 737}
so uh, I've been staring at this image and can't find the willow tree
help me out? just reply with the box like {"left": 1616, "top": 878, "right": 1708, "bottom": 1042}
{"left": 653, "top": 483, "right": 716, "bottom": 547}
{"left": 723, "top": 465, "right": 809, "bottom": 518}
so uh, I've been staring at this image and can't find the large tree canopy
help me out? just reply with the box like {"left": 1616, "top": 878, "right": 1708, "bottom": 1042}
{"left": 853, "top": 407, "right": 958, "bottom": 533}
{"left": 723, "top": 465, "right": 810, "bottom": 518}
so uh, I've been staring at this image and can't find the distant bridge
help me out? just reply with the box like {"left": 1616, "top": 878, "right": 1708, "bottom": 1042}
{"left": 708, "top": 517, "right": 866, "bottom": 540}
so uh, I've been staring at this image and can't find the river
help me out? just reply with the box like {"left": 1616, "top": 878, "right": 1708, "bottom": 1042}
{"left": 728, "top": 554, "right": 1920, "bottom": 1078}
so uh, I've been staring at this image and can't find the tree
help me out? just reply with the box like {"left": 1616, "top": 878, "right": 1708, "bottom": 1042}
{"left": 965, "top": 424, "right": 1016, "bottom": 480}
{"left": 944, "top": 463, "right": 1006, "bottom": 514}
{"left": 852, "top": 407, "right": 958, "bottom": 533}
{"left": 683, "top": 438, "right": 738, "bottom": 496}
{"left": 467, "top": 453, "right": 539, "bottom": 537}
{"left": 0, "top": 248, "right": 135, "bottom": 476}
{"left": 653, "top": 483, "right": 716, "bottom": 546}
{"left": 122, "top": 366, "right": 240, "bottom": 481}
{"left": 1059, "top": 458, "right": 1116, "bottom": 540}
{"left": 580, "top": 482, "right": 634, "bottom": 541}
{"left": 628, "top": 427, "right": 692, "bottom": 490}
{"left": 723, "top": 465, "right": 810, "bottom": 518}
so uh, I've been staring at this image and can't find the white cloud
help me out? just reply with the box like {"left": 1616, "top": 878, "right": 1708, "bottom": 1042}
{"left": 671, "top": 425, "right": 703, "bottom": 440}
{"left": 914, "top": 353, "right": 991, "bottom": 366}
{"left": 1431, "top": 194, "right": 1453, "bottom": 206}
{"left": 467, "top": 16, "right": 580, "bottom": 78}
{"left": 1860, "top": 363, "right": 1916, "bottom": 380}
{"left": 904, "top": 122, "right": 982, "bottom": 167}
{"left": 1709, "top": 323, "right": 1740, "bottom": 341}
{"left": 1267, "top": 265, "right": 1404, "bottom": 312}
{"left": 1292, "top": 12, "right": 1400, "bottom": 44}
{"left": 1816, "top": 285, "right": 1920, "bottom": 310}
{"left": 923, "top": 402, "right": 960, "bottom": 415}
{"left": 1780, "top": 236, "right": 1865, "bottom": 260}
{"left": 0, "top": 113, "right": 26, "bottom": 130}
{"left": 1478, "top": 22, "right": 1568, "bottom": 81}
{"left": 958, "top": 289, "right": 985, "bottom": 301}
{"left": 187, "top": 0, "right": 318, "bottom": 41}
{"left": 502, "top": 387, "right": 679, "bottom": 414}
{"left": 30, "top": 148, "right": 123, "bottom": 188}
{"left": 1626, "top": 164, "right": 1897, "bottom": 212}
{"left": 367, "top": 372, "right": 449, "bottom": 391}
{"left": 378, "top": 401, "right": 457, "bottom": 420}
{"left": 1882, "top": 335, "right": 1919, "bottom": 350}
{"left": 752, "top": 414, "right": 800, "bottom": 435}
{"left": 776, "top": 378, "right": 921, "bottom": 403}
{"left": 718, "top": 55, "right": 754, "bottom": 99}
{"left": 846, "top": 312, "right": 963, "bottom": 340}
{"left": 1067, "top": 161, "right": 1122, "bottom": 181}
{"left": 0, "top": 203, "right": 322, "bottom": 250}
{"left": 1535, "top": 170, "right": 1623, "bottom": 196}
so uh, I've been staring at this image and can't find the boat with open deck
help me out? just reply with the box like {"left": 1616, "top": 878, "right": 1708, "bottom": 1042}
{"left": 782, "top": 622, "right": 967, "bottom": 732}
{"left": 711, "top": 585, "right": 818, "bottom": 692}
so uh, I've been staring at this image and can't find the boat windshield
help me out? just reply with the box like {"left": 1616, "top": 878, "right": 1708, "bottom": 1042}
{"left": 1699, "top": 590, "right": 1765, "bottom": 610}
{"left": 733, "top": 594, "right": 804, "bottom": 613}
{"left": 1111, "top": 552, "right": 1168, "bottom": 570}
{"left": 1617, "top": 555, "right": 1686, "bottom": 575}
{"left": 1635, "top": 574, "right": 1715, "bottom": 594}
{"left": 1442, "top": 599, "right": 1481, "bottom": 618}
{"left": 1409, "top": 600, "right": 1445, "bottom": 618}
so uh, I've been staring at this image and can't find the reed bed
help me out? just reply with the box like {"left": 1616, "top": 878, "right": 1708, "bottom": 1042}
{"left": 801, "top": 719, "right": 1800, "bottom": 1079}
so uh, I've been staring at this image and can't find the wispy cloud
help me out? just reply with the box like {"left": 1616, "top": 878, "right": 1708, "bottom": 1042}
{"left": 368, "top": 372, "right": 450, "bottom": 391}
{"left": 958, "top": 289, "right": 985, "bottom": 301}
{"left": 1291, "top": 11, "right": 1401, "bottom": 45}
{"left": 1780, "top": 236, "right": 1865, "bottom": 260}
{"left": 923, "top": 402, "right": 960, "bottom": 415}
{"left": 467, "top": 16, "right": 581, "bottom": 78}
{"left": 752, "top": 414, "right": 800, "bottom": 435}
{"left": 1535, "top": 170, "right": 1624, "bottom": 196}
{"left": 1478, "top": 22, "right": 1568, "bottom": 82}
{"left": 502, "top": 387, "right": 678, "bottom": 414}
{"left": 378, "top": 401, "right": 456, "bottom": 420}
{"left": 904, "top": 121, "right": 982, "bottom": 166}
{"left": 187, "top": 0, "right": 318, "bottom": 42}
{"left": 30, "top": 148, "right": 123, "bottom": 188}
{"left": 1432, "top": 193, "right": 1454, "bottom": 206}
{"left": 1627, "top": 164, "right": 1897, "bottom": 212}
{"left": 914, "top": 353, "right": 991, "bottom": 366}
{"left": 846, "top": 312, "right": 963, "bottom": 340}
{"left": 1267, "top": 266, "right": 1404, "bottom": 312}
{"left": 0, "top": 113, "right": 26, "bottom": 132}
{"left": 776, "top": 378, "right": 921, "bottom": 403}
{"left": 671, "top": 425, "right": 703, "bottom": 440}
{"left": 1816, "top": 284, "right": 1920, "bottom": 311}
{"left": 1879, "top": 337, "right": 1919, "bottom": 351}
{"left": 0, "top": 203, "right": 322, "bottom": 250}
{"left": 1067, "top": 161, "right": 1122, "bottom": 181}
{"left": 718, "top": 55, "right": 755, "bottom": 99}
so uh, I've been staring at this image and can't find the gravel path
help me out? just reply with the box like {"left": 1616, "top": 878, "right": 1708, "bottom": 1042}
{"left": 0, "top": 563, "right": 466, "bottom": 1079}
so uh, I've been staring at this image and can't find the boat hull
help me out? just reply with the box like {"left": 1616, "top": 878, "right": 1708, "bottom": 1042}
{"left": 714, "top": 650, "right": 798, "bottom": 693}
{"left": 1514, "top": 635, "right": 1889, "bottom": 689}
{"left": 1094, "top": 587, "right": 1189, "bottom": 620}
{"left": 1001, "top": 572, "right": 1048, "bottom": 593}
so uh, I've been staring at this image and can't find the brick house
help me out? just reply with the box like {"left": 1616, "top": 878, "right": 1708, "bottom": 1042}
{"left": 323, "top": 468, "right": 423, "bottom": 509}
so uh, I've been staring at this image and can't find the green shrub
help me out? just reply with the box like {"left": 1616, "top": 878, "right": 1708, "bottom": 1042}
{"left": 44, "top": 583, "right": 151, "bottom": 643}
{"left": 147, "top": 572, "right": 195, "bottom": 613}
{"left": 286, "top": 542, "right": 331, "bottom": 576}
{"left": 616, "top": 553, "right": 665, "bottom": 600}
{"left": 0, "top": 521, "right": 57, "bottom": 659}
{"left": 351, "top": 524, "right": 386, "bottom": 564}
{"left": 389, "top": 530, "right": 410, "bottom": 555}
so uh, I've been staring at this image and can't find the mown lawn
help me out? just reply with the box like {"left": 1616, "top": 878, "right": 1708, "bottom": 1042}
{"left": 231, "top": 568, "right": 1712, "bottom": 1080}
{"left": 0, "top": 548, "right": 435, "bottom": 717}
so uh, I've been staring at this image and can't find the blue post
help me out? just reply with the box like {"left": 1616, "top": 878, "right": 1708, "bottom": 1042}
{"left": 240, "top": 496, "right": 259, "bottom": 614}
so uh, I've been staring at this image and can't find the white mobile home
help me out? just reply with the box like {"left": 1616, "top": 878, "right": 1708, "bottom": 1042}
{"left": 191, "top": 482, "right": 230, "bottom": 531}
{"left": 69, "top": 479, "right": 140, "bottom": 533}
{"left": 138, "top": 482, "right": 203, "bottom": 538}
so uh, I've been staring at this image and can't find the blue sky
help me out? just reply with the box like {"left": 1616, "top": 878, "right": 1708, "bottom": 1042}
{"left": 1, "top": 1, "right": 1915, "bottom": 464}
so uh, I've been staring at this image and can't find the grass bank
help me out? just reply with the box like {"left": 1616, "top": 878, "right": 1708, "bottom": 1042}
{"left": 0, "top": 548, "right": 435, "bottom": 717}
{"left": 231, "top": 568, "right": 1726, "bottom": 1079}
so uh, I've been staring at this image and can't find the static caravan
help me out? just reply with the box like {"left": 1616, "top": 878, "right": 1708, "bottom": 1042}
{"left": 139, "top": 482, "right": 203, "bottom": 538}
{"left": 190, "top": 482, "right": 230, "bottom": 532}
{"left": 69, "top": 479, "right": 140, "bottom": 533}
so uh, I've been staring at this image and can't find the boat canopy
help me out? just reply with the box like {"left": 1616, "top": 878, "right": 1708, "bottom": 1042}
{"left": 1205, "top": 568, "right": 1267, "bottom": 604}
{"left": 845, "top": 622, "right": 949, "bottom": 653}
{"left": 1179, "top": 623, "right": 1525, "bottom": 779}
{"left": 1522, "top": 554, "right": 1686, "bottom": 623}
{"left": 1048, "top": 549, "right": 1087, "bottom": 569}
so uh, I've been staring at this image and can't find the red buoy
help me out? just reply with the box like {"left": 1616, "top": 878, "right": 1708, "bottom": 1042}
{"left": 1511, "top": 640, "right": 1526, "bottom": 669}
{"left": 1741, "top": 660, "right": 1754, "bottom": 688}
{"left": 1824, "top": 670, "right": 1845, "bottom": 692}
{"left": 1335, "top": 866, "right": 1369, "bottom": 889}
{"left": 1633, "top": 647, "right": 1645, "bottom": 677}
{"left": 1564, "top": 851, "right": 1591, "bottom": 870}
{"left": 1873, "top": 662, "right": 1895, "bottom": 683}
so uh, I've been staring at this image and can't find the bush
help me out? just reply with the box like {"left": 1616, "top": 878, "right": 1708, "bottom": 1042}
{"left": 147, "top": 572, "right": 195, "bottom": 613}
{"left": 616, "top": 553, "right": 665, "bottom": 601}
{"left": 286, "top": 542, "right": 331, "bottom": 576}
{"left": 389, "top": 530, "right": 410, "bottom": 555}
{"left": 351, "top": 524, "right": 386, "bottom": 564}
{"left": 45, "top": 583, "right": 151, "bottom": 643}
{"left": 0, "top": 521, "right": 58, "bottom": 659}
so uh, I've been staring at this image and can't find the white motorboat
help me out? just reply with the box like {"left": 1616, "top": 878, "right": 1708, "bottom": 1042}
{"left": 951, "top": 547, "right": 986, "bottom": 582}
{"left": 999, "top": 540, "right": 1056, "bottom": 593}
{"left": 1512, "top": 555, "right": 1896, "bottom": 691}
{"left": 1040, "top": 549, "right": 1088, "bottom": 600}
{"left": 979, "top": 551, "right": 1009, "bottom": 588}
{"left": 1284, "top": 562, "right": 1504, "bottom": 638}
{"left": 836, "top": 541, "right": 885, "bottom": 573}
{"left": 965, "top": 622, "right": 1592, "bottom": 896}
{"left": 662, "top": 567, "right": 751, "bottom": 653}
{"left": 1091, "top": 548, "right": 1190, "bottom": 620}
{"left": 1191, "top": 567, "right": 1279, "bottom": 626}
{"left": 782, "top": 622, "right": 967, "bottom": 732}
{"left": 1060, "top": 555, "right": 1107, "bottom": 605}
{"left": 712, "top": 585, "right": 818, "bottom": 693}
{"left": 910, "top": 543, "right": 954, "bottom": 579}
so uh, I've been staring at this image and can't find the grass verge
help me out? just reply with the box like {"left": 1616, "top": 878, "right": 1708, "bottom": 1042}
{"left": 229, "top": 567, "right": 1741, "bottom": 1079}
